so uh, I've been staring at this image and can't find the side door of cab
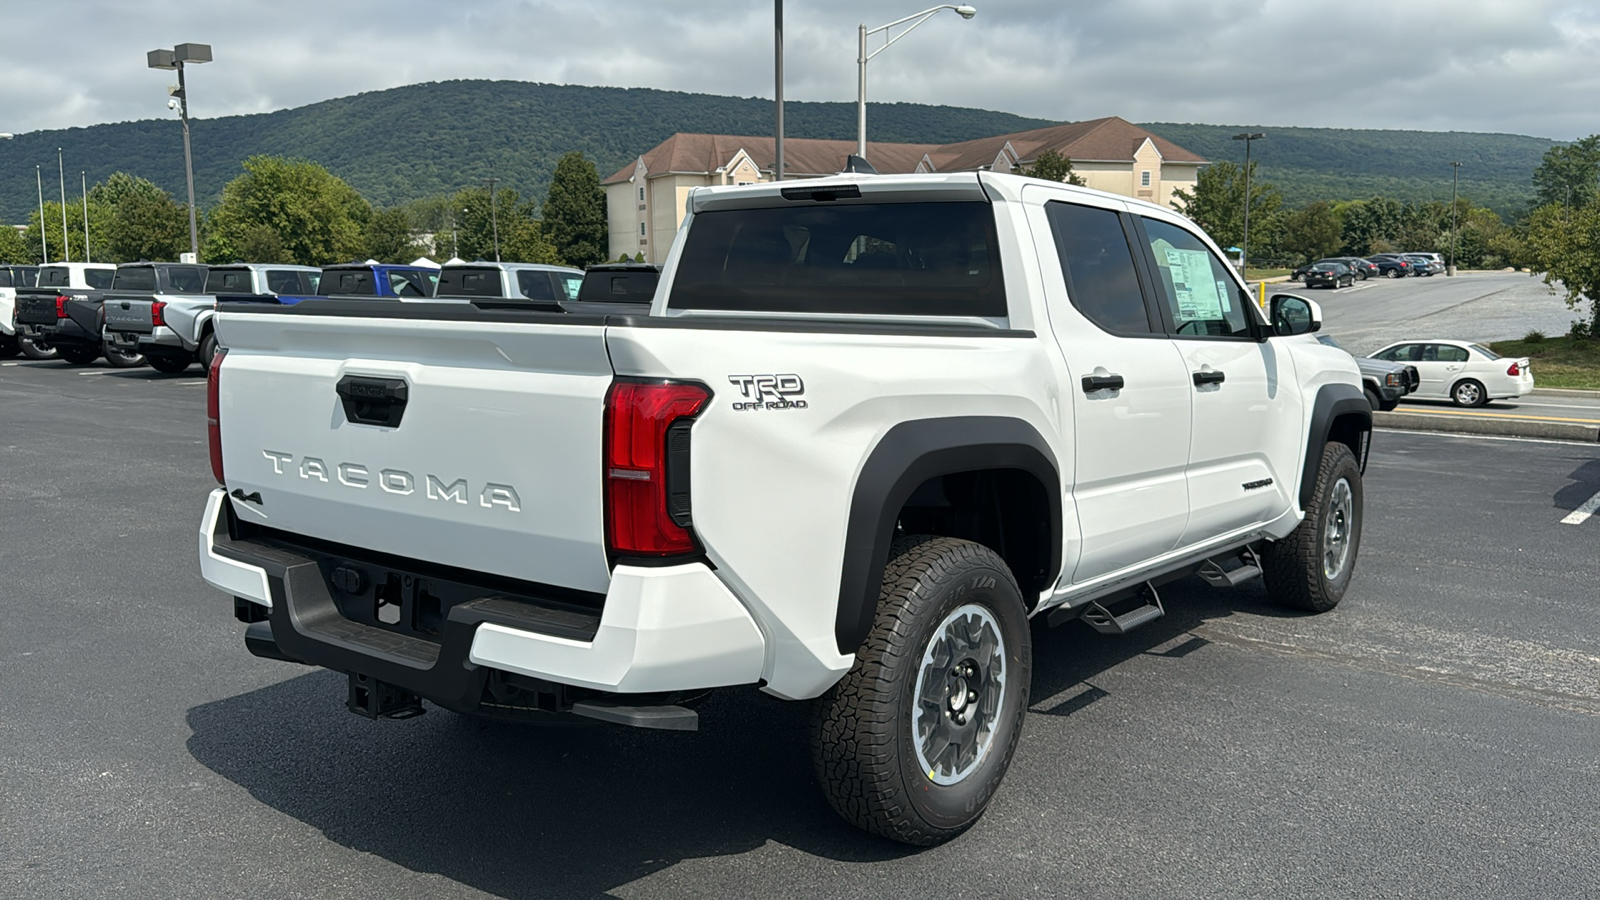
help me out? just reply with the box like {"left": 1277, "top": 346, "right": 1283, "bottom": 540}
{"left": 1127, "top": 212, "right": 1304, "bottom": 545}
{"left": 1022, "top": 187, "right": 1193, "bottom": 585}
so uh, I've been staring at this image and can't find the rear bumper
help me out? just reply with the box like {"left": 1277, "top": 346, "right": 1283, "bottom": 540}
{"left": 133, "top": 326, "right": 191, "bottom": 353}
{"left": 196, "top": 489, "right": 766, "bottom": 701}
{"left": 25, "top": 320, "right": 97, "bottom": 347}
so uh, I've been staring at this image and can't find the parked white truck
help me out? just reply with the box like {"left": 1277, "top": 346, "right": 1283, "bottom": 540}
{"left": 0, "top": 264, "right": 41, "bottom": 358}
{"left": 104, "top": 263, "right": 320, "bottom": 373}
{"left": 198, "top": 172, "right": 1371, "bottom": 845}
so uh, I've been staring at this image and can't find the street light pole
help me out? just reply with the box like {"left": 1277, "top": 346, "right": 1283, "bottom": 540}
{"left": 1232, "top": 132, "right": 1264, "bottom": 274}
{"left": 774, "top": 0, "right": 784, "bottom": 182}
{"left": 856, "top": 5, "right": 977, "bottom": 159}
{"left": 484, "top": 178, "right": 501, "bottom": 262}
{"left": 1448, "top": 161, "right": 1462, "bottom": 276}
{"left": 148, "top": 43, "right": 212, "bottom": 262}
{"left": 57, "top": 148, "right": 69, "bottom": 262}
{"left": 81, "top": 171, "right": 90, "bottom": 264}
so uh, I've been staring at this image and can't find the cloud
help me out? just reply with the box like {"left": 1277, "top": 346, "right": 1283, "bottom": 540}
{"left": 0, "top": 0, "right": 1593, "bottom": 139}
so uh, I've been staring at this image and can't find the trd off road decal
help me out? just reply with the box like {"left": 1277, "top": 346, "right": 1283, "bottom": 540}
{"left": 728, "top": 374, "right": 808, "bottom": 411}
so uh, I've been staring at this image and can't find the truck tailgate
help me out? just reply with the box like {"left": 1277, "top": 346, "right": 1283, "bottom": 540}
{"left": 215, "top": 309, "right": 616, "bottom": 594}
{"left": 104, "top": 294, "right": 155, "bottom": 334}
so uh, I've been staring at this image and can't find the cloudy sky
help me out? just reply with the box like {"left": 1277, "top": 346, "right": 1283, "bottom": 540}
{"left": 2, "top": 0, "right": 1595, "bottom": 140}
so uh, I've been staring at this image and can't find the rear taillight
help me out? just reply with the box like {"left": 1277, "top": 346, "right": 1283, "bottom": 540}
{"left": 207, "top": 348, "right": 228, "bottom": 484}
{"left": 604, "top": 379, "right": 711, "bottom": 556}
{"left": 54, "top": 295, "right": 69, "bottom": 318}
{"left": 151, "top": 300, "right": 167, "bottom": 327}
{"left": 1507, "top": 362, "right": 1520, "bottom": 376}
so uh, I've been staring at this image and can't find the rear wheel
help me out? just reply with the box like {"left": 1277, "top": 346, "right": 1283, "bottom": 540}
{"left": 19, "top": 338, "right": 57, "bottom": 360}
{"left": 1452, "top": 379, "right": 1487, "bottom": 407}
{"left": 198, "top": 332, "right": 218, "bottom": 369}
{"left": 1262, "top": 442, "right": 1363, "bottom": 613}
{"left": 811, "top": 535, "right": 1031, "bottom": 846}
{"left": 1388, "top": 269, "right": 1402, "bottom": 279}
{"left": 57, "top": 345, "right": 99, "bottom": 366}
{"left": 101, "top": 343, "right": 145, "bottom": 368}
{"left": 146, "top": 353, "right": 193, "bottom": 374}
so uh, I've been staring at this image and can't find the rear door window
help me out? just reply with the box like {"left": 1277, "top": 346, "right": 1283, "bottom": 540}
{"left": 668, "top": 201, "right": 1006, "bottom": 317}
{"left": 387, "top": 271, "right": 431, "bottom": 297}
{"left": 516, "top": 271, "right": 557, "bottom": 301}
{"left": 113, "top": 268, "right": 158, "bottom": 291}
{"left": 1426, "top": 344, "right": 1469, "bottom": 363}
{"left": 206, "top": 268, "right": 254, "bottom": 294}
{"left": 264, "top": 270, "right": 308, "bottom": 294}
{"left": 168, "top": 267, "right": 207, "bottom": 293}
{"left": 85, "top": 268, "right": 116, "bottom": 289}
{"left": 558, "top": 273, "right": 582, "bottom": 301}
{"left": 578, "top": 269, "right": 660, "bottom": 303}
{"left": 321, "top": 269, "right": 376, "bottom": 295}
{"left": 1044, "top": 201, "right": 1153, "bottom": 335}
{"left": 1138, "top": 217, "right": 1254, "bottom": 339}
{"left": 436, "top": 267, "right": 504, "bottom": 297}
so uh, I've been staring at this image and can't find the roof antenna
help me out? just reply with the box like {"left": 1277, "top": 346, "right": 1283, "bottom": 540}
{"left": 843, "top": 154, "right": 877, "bottom": 175}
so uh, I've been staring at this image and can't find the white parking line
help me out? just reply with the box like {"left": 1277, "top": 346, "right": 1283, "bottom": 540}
{"left": 1561, "top": 488, "right": 1600, "bottom": 525}
{"left": 1, "top": 361, "right": 17, "bottom": 366}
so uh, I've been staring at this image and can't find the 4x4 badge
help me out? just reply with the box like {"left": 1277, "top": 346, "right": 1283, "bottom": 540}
{"left": 728, "top": 374, "right": 808, "bottom": 411}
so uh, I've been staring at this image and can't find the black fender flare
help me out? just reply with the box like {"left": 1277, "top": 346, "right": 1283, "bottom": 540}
{"left": 1301, "top": 383, "right": 1372, "bottom": 508}
{"left": 834, "top": 416, "right": 1062, "bottom": 656}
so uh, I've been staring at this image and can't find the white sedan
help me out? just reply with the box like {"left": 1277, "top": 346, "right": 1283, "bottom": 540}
{"left": 1368, "top": 339, "right": 1533, "bottom": 406}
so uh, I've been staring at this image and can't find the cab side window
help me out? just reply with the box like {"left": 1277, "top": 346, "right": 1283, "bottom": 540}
{"left": 1044, "top": 201, "right": 1152, "bottom": 334}
{"left": 1139, "top": 218, "right": 1254, "bottom": 339}
{"left": 517, "top": 271, "right": 557, "bottom": 301}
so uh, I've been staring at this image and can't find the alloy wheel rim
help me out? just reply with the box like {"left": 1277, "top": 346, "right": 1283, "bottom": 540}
{"left": 1457, "top": 383, "right": 1480, "bottom": 405}
{"left": 912, "top": 603, "right": 1006, "bottom": 786}
{"left": 1323, "top": 477, "right": 1354, "bottom": 581}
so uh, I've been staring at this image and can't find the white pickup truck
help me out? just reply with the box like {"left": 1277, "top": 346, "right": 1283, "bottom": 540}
{"left": 103, "top": 263, "right": 320, "bottom": 373}
{"left": 0, "top": 264, "right": 41, "bottom": 359}
{"left": 198, "top": 172, "right": 1371, "bottom": 845}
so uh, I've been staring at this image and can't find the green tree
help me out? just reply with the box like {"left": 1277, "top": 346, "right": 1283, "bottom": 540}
{"left": 0, "top": 224, "right": 35, "bottom": 263}
{"left": 95, "top": 174, "right": 190, "bottom": 262}
{"left": 542, "top": 152, "right": 607, "bottom": 268}
{"left": 453, "top": 186, "right": 560, "bottom": 264}
{"left": 1171, "top": 160, "right": 1281, "bottom": 256}
{"left": 203, "top": 156, "right": 371, "bottom": 265}
{"left": 1533, "top": 135, "right": 1600, "bottom": 211}
{"left": 26, "top": 199, "right": 105, "bottom": 265}
{"left": 1281, "top": 201, "right": 1344, "bottom": 263}
{"left": 364, "top": 207, "right": 425, "bottom": 262}
{"left": 1525, "top": 202, "right": 1600, "bottom": 337}
{"left": 1018, "top": 149, "right": 1085, "bottom": 186}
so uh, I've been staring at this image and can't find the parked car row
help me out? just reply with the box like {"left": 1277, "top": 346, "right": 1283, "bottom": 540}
{"left": 0, "top": 258, "right": 649, "bottom": 371}
{"left": 1290, "top": 252, "right": 1446, "bottom": 287}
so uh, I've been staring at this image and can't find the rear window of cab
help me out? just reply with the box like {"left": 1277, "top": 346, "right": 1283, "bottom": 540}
{"left": 667, "top": 201, "right": 1006, "bottom": 317}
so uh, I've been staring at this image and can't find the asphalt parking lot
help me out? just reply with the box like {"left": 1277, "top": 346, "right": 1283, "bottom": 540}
{"left": 5, "top": 359, "right": 1600, "bottom": 899}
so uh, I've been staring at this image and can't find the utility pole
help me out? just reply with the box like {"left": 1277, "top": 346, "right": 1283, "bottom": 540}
{"left": 57, "top": 149, "right": 69, "bottom": 262}
{"left": 484, "top": 178, "right": 501, "bottom": 262}
{"left": 35, "top": 166, "right": 48, "bottom": 264}
{"left": 148, "top": 43, "right": 212, "bottom": 262}
{"left": 774, "top": 0, "right": 784, "bottom": 182}
{"left": 1232, "top": 132, "right": 1264, "bottom": 274}
{"left": 81, "top": 171, "right": 90, "bottom": 263}
{"left": 1448, "top": 161, "right": 1462, "bottom": 276}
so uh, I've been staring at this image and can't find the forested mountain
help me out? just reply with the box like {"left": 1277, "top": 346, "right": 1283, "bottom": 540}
{"left": 0, "top": 80, "right": 1557, "bottom": 221}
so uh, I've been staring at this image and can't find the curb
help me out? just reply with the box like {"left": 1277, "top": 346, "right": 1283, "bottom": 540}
{"left": 1531, "top": 387, "right": 1600, "bottom": 399}
{"left": 1373, "top": 410, "right": 1599, "bottom": 442}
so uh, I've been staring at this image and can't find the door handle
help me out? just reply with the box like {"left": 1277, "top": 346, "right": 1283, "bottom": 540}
{"left": 1192, "top": 369, "right": 1226, "bottom": 386}
{"left": 1081, "top": 373, "right": 1125, "bottom": 393}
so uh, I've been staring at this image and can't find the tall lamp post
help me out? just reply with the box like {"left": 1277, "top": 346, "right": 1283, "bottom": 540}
{"left": 774, "top": 0, "right": 784, "bottom": 181}
{"left": 1232, "top": 132, "right": 1264, "bottom": 274}
{"left": 35, "top": 166, "right": 47, "bottom": 264}
{"left": 1448, "top": 161, "right": 1462, "bottom": 276}
{"left": 147, "top": 42, "right": 212, "bottom": 263}
{"left": 857, "top": 5, "right": 976, "bottom": 159}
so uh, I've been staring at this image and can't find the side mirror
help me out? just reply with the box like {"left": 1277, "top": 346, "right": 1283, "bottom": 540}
{"left": 1269, "top": 293, "right": 1322, "bottom": 336}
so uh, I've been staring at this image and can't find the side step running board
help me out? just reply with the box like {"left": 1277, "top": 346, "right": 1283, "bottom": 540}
{"left": 572, "top": 700, "right": 699, "bottom": 732}
{"left": 1076, "top": 582, "right": 1164, "bottom": 635}
{"left": 1198, "top": 546, "right": 1263, "bottom": 588}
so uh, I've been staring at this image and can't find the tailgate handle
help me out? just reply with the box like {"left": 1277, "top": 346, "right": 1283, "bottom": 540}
{"left": 336, "top": 375, "right": 409, "bottom": 427}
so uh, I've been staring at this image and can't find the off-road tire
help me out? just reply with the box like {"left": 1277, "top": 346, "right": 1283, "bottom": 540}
{"left": 198, "top": 332, "right": 218, "bottom": 369}
{"left": 811, "top": 535, "right": 1031, "bottom": 846}
{"left": 57, "top": 345, "right": 99, "bottom": 366}
{"left": 146, "top": 353, "right": 193, "bottom": 374}
{"left": 101, "top": 343, "right": 145, "bottom": 368}
{"left": 19, "top": 338, "right": 57, "bottom": 360}
{"left": 1262, "top": 442, "right": 1362, "bottom": 613}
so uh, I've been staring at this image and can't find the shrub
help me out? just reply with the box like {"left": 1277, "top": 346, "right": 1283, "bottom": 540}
{"left": 1523, "top": 330, "right": 1546, "bottom": 343}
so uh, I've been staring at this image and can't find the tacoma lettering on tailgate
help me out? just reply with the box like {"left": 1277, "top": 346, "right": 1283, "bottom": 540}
{"left": 259, "top": 450, "right": 522, "bottom": 512}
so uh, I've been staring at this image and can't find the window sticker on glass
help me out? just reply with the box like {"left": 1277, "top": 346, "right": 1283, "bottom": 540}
{"left": 1162, "top": 247, "right": 1224, "bottom": 320}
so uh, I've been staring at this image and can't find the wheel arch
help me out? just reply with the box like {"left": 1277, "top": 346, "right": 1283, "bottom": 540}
{"left": 835, "top": 416, "right": 1062, "bottom": 657}
{"left": 1301, "top": 383, "right": 1372, "bottom": 509}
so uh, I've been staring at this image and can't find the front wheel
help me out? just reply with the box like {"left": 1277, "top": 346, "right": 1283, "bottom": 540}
{"left": 57, "top": 345, "right": 99, "bottom": 366}
{"left": 1262, "top": 442, "right": 1363, "bottom": 613}
{"left": 811, "top": 535, "right": 1031, "bottom": 846}
{"left": 19, "top": 338, "right": 57, "bottom": 360}
{"left": 101, "top": 343, "right": 145, "bottom": 368}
